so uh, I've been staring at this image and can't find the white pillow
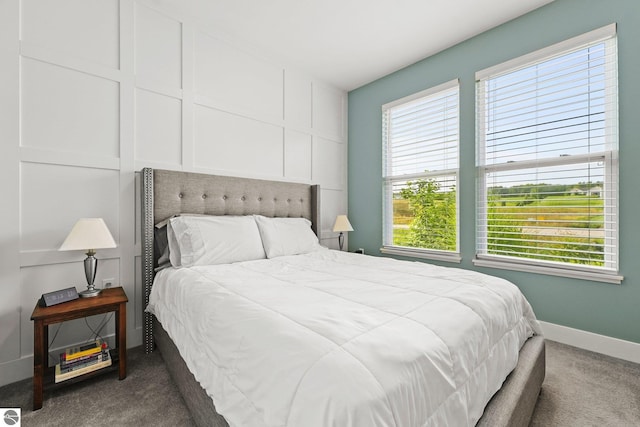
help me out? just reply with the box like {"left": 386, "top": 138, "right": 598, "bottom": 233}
{"left": 167, "top": 215, "right": 266, "bottom": 267}
{"left": 254, "top": 215, "right": 322, "bottom": 258}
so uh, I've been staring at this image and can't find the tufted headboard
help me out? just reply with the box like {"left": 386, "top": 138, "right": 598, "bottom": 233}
{"left": 140, "top": 168, "right": 320, "bottom": 353}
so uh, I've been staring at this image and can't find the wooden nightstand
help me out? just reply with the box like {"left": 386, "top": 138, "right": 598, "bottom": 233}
{"left": 30, "top": 286, "right": 128, "bottom": 410}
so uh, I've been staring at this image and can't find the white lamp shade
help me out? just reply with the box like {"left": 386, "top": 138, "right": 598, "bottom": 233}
{"left": 332, "top": 215, "right": 354, "bottom": 232}
{"left": 59, "top": 218, "right": 117, "bottom": 251}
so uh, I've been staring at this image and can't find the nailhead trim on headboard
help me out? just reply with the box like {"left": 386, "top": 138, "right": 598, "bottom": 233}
{"left": 141, "top": 168, "right": 154, "bottom": 354}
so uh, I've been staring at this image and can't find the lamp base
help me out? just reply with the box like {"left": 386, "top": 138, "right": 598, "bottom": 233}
{"left": 79, "top": 288, "right": 101, "bottom": 298}
{"left": 81, "top": 251, "right": 100, "bottom": 298}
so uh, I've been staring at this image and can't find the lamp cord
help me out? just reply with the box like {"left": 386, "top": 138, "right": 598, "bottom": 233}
{"left": 85, "top": 313, "right": 113, "bottom": 346}
{"left": 47, "top": 324, "right": 63, "bottom": 365}
{"left": 46, "top": 313, "right": 114, "bottom": 365}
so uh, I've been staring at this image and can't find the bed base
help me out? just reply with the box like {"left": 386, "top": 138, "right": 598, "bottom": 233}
{"left": 153, "top": 318, "right": 228, "bottom": 427}
{"left": 477, "top": 335, "right": 545, "bottom": 426}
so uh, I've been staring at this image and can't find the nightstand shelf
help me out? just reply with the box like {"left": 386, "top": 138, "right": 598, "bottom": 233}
{"left": 43, "top": 349, "right": 120, "bottom": 390}
{"left": 31, "top": 287, "right": 128, "bottom": 410}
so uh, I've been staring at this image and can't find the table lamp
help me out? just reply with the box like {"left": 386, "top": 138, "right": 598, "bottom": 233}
{"left": 59, "top": 218, "right": 117, "bottom": 298}
{"left": 332, "top": 215, "right": 353, "bottom": 251}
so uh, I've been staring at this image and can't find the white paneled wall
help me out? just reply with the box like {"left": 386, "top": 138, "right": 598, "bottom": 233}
{"left": 193, "top": 108, "right": 285, "bottom": 175}
{"left": 21, "top": 59, "right": 120, "bottom": 157}
{"left": 21, "top": 0, "right": 120, "bottom": 69}
{"left": 0, "top": 0, "right": 347, "bottom": 387}
{"left": 194, "top": 31, "right": 284, "bottom": 122}
{"left": 20, "top": 164, "right": 121, "bottom": 252}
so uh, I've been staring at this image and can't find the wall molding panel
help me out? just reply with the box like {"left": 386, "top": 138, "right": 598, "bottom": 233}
{"left": 20, "top": 148, "right": 121, "bottom": 171}
{"left": 0, "top": 0, "right": 347, "bottom": 387}
{"left": 20, "top": 42, "right": 123, "bottom": 84}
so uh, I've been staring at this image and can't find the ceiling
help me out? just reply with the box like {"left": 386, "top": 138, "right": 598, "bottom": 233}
{"left": 169, "top": 0, "right": 554, "bottom": 91}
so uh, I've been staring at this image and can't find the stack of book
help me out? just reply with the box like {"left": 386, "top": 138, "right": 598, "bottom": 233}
{"left": 54, "top": 339, "right": 112, "bottom": 383}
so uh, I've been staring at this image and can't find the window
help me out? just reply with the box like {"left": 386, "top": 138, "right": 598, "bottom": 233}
{"left": 382, "top": 79, "right": 459, "bottom": 262}
{"left": 475, "top": 24, "right": 621, "bottom": 283}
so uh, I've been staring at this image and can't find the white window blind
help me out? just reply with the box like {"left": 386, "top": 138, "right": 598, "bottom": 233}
{"left": 475, "top": 24, "right": 619, "bottom": 280}
{"left": 382, "top": 80, "right": 459, "bottom": 258}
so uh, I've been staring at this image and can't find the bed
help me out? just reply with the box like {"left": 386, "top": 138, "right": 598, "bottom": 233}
{"left": 140, "top": 167, "right": 545, "bottom": 427}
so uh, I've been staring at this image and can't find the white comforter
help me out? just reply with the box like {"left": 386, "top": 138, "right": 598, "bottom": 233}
{"left": 147, "top": 249, "right": 540, "bottom": 427}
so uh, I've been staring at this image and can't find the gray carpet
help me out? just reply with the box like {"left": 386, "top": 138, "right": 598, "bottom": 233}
{"left": 1, "top": 340, "right": 638, "bottom": 426}
{"left": 0, "top": 347, "right": 195, "bottom": 427}
{"left": 530, "top": 341, "right": 640, "bottom": 426}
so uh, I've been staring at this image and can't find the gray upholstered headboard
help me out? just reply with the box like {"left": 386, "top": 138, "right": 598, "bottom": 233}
{"left": 140, "top": 168, "right": 320, "bottom": 353}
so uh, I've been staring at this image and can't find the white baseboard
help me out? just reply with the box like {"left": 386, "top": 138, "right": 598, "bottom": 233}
{"left": 0, "top": 357, "right": 33, "bottom": 388}
{"left": 539, "top": 321, "right": 640, "bottom": 364}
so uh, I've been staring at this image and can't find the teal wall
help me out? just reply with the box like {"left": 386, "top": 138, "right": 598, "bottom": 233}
{"left": 348, "top": 0, "right": 640, "bottom": 344}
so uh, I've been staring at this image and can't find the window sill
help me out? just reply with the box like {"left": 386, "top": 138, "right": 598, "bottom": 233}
{"left": 380, "top": 246, "right": 462, "bottom": 263}
{"left": 472, "top": 256, "right": 623, "bottom": 284}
